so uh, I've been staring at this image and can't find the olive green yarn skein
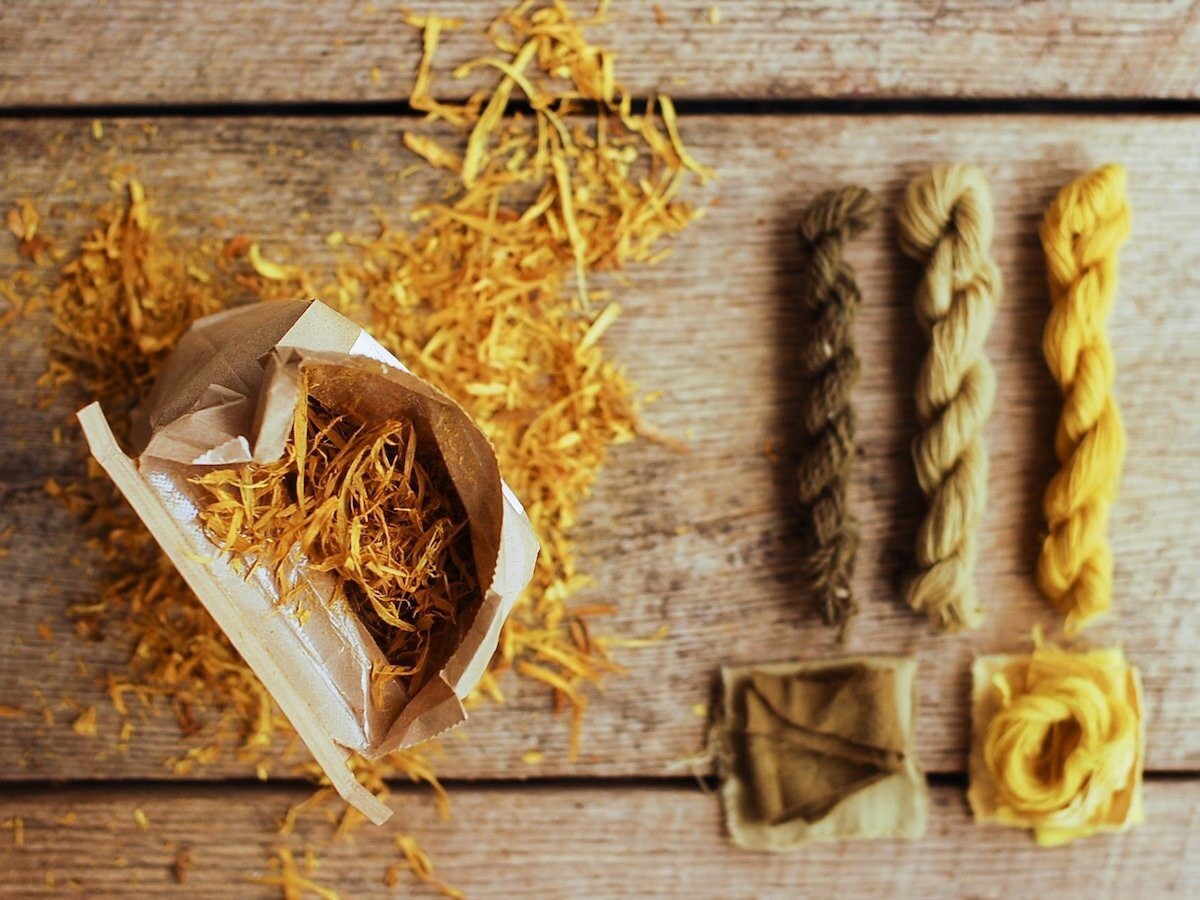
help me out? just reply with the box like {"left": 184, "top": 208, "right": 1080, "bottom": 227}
{"left": 795, "top": 186, "right": 878, "bottom": 633}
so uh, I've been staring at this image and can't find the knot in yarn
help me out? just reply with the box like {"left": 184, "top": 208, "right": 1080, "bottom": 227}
{"left": 1037, "top": 164, "right": 1130, "bottom": 633}
{"left": 897, "top": 164, "right": 1000, "bottom": 630}
{"left": 898, "top": 164, "right": 996, "bottom": 282}
{"left": 798, "top": 185, "right": 877, "bottom": 246}
{"left": 795, "top": 186, "right": 878, "bottom": 633}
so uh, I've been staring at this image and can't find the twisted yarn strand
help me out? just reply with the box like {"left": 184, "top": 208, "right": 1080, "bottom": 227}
{"left": 795, "top": 186, "right": 878, "bottom": 632}
{"left": 897, "top": 164, "right": 1000, "bottom": 631}
{"left": 1038, "top": 164, "right": 1130, "bottom": 633}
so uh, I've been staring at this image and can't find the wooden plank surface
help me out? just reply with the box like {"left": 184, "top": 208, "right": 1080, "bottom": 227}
{"left": 2, "top": 1, "right": 1200, "bottom": 106}
{"left": 0, "top": 779, "right": 1196, "bottom": 897}
{"left": 1, "top": 115, "right": 1197, "bottom": 783}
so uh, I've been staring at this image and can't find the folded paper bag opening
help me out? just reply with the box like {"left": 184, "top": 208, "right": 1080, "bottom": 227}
{"left": 76, "top": 300, "right": 540, "bottom": 825}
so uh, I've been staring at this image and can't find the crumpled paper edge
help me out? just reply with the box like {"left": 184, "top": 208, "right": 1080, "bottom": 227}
{"left": 78, "top": 401, "right": 394, "bottom": 824}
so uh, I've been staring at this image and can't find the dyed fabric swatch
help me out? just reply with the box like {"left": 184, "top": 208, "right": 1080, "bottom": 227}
{"left": 717, "top": 657, "right": 927, "bottom": 849}
{"left": 968, "top": 645, "right": 1144, "bottom": 846}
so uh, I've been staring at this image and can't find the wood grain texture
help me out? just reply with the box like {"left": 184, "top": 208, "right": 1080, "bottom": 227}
{"left": 0, "top": 779, "right": 1197, "bottom": 897}
{"left": 2, "top": 1, "right": 1200, "bottom": 106}
{"left": 1, "top": 115, "right": 1198, "bottom": 784}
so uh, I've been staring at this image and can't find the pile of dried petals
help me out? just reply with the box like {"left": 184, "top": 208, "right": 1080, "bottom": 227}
{"left": 35, "top": 177, "right": 287, "bottom": 763}
{"left": 7, "top": 0, "right": 709, "bottom": 891}
{"left": 237, "top": 7, "right": 709, "bottom": 755}
{"left": 314, "top": 2, "right": 707, "bottom": 749}
{"left": 192, "top": 379, "right": 478, "bottom": 696}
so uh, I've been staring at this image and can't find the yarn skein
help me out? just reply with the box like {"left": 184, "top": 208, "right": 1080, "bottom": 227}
{"left": 1037, "top": 164, "right": 1131, "bottom": 633}
{"left": 973, "top": 643, "right": 1143, "bottom": 846}
{"left": 897, "top": 164, "right": 1000, "bottom": 631}
{"left": 795, "top": 186, "right": 878, "bottom": 633}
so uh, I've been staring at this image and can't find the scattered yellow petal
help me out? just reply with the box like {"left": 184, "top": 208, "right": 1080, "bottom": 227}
{"left": 659, "top": 96, "right": 717, "bottom": 183}
{"left": 402, "top": 132, "right": 463, "bottom": 173}
{"left": 248, "top": 243, "right": 301, "bottom": 281}
{"left": 254, "top": 848, "right": 340, "bottom": 900}
{"left": 71, "top": 707, "right": 97, "bottom": 737}
{"left": 6, "top": 199, "right": 36, "bottom": 240}
{"left": 579, "top": 302, "right": 622, "bottom": 352}
{"left": 4, "top": 817, "right": 24, "bottom": 847}
{"left": 386, "top": 835, "right": 464, "bottom": 898}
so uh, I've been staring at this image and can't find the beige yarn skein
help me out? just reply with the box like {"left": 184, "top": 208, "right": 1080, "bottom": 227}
{"left": 897, "top": 164, "right": 1000, "bottom": 631}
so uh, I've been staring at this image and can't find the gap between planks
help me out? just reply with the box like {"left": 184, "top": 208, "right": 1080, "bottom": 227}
{"left": 0, "top": 778, "right": 1197, "bottom": 898}
{"left": 3, "top": 1, "right": 1200, "bottom": 106}
{"left": 5, "top": 97, "right": 1200, "bottom": 122}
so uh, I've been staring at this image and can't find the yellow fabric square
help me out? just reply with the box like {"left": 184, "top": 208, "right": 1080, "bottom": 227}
{"left": 968, "top": 645, "right": 1145, "bottom": 846}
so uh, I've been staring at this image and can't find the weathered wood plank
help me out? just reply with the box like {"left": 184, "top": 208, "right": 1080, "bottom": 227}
{"left": 1, "top": 1, "right": 1199, "bottom": 106}
{"left": 1, "top": 115, "right": 1198, "bottom": 782}
{"left": 0, "top": 779, "right": 1197, "bottom": 897}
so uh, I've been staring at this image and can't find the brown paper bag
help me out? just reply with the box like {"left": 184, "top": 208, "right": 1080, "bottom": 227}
{"left": 77, "top": 300, "right": 540, "bottom": 824}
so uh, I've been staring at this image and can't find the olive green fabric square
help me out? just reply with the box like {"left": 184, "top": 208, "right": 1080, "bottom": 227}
{"left": 717, "top": 656, "right": 928, "bottom": 849}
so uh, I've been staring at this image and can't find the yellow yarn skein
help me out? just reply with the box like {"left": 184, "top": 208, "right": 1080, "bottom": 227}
{"left": 1038, "top": 164, "right": 1130, "bottom": 633}
{"left": 897, "top": 164, "right": 1000, "bottom": 630}
{"left": 979, "top": 644, "right": 1142, "bottom": 846}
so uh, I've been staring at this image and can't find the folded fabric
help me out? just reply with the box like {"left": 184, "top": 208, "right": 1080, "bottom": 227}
{"left": 968, "top": 645, "right": 1144, "bottom": 846}
{"left": 717, "top": 656, "right": 927, "bottom": 849}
